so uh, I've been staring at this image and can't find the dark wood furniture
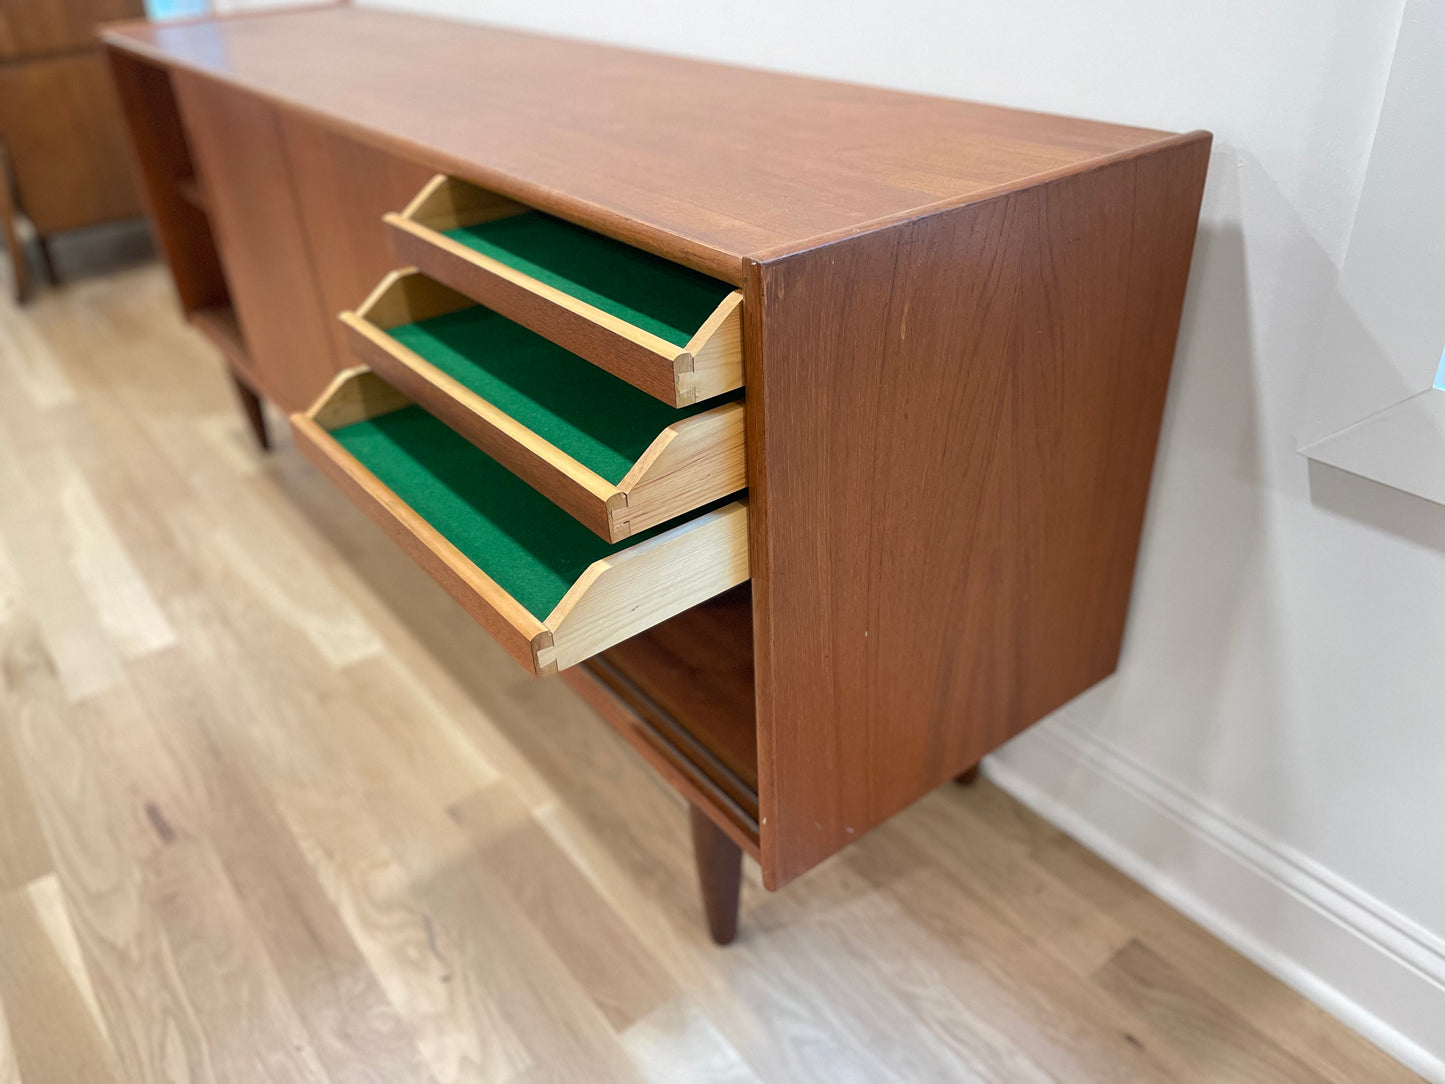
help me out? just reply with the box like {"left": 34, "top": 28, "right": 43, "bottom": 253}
{"left": 0, "top": 0, "right": 146, "bottom": 300}
{"left": 103, "top": 6, "right": 1210, "bottom": 942}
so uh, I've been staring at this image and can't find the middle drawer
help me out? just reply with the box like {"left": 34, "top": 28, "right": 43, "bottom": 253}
{"left": 341, "top": 270, "right": 746, "bottom": 543}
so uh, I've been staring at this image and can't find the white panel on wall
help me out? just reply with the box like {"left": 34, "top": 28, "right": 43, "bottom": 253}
{"left": 1298, "top": 0, "right": 1445, "bottom": 504}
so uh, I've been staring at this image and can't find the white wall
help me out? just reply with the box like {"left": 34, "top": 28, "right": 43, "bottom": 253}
{"left": 357, "top": 0, "right": 1444, "bottom": 1074}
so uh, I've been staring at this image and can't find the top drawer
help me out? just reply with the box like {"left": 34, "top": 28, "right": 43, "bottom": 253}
{"left": 385, "top": 175, "right": 743, "bottom": 407}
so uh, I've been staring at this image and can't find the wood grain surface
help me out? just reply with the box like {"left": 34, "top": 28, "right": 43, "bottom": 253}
{"left": 105, "top": 51, "right": 229, "bottom": 316}
{"left": 0, "top": 52, "right": 143, "bottom": 235}
{"left": 597, "top": 584, "right": 757, "bottom": 797}
{"left": 101, "top": 6, "right": 1192, "bottom": 281}
{"left": 748, "top": 135, "right": 1212, "bottom": 887}
{"left": 575, "top": 583, "right": 760, "bottom": 846}
{"left": 0, "top": 263, "right": 1419, "bottom": 1084}
{"left": 0, "top": 0, "right": 141, "bottom": 60}
{"left": 172, "top": 70, "right": 338, "bottom": 412}
{"left": 279, "top": 111, "right": 435, "bottom": 363}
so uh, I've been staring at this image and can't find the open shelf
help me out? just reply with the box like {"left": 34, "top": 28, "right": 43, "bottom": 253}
{"left": 564, "top": 583, "right": 758, "bottom": 849}
{"left": 386, "top": 175, "right": 743, "bottom": 406}
{"left": 291, "top": 369, "right": 749, "bottom": 674}
{"left": 590, "top": 583, "right": 756, "bottom": 819}
{"left": 342, "top": 270, "right": 746, "bottom": 542}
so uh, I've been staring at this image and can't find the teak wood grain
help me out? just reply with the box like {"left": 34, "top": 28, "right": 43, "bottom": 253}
{"left": 0, "top": 0, "right": 141, "bottom": 59}
{"left": 101, "top": 6, "right": 1188, "bottom": 281}
{"left": 593, "top": 585, "right": 757, "bottom": 814}
{"left": 104, "top": 6, "right": 1213, "bottom": 902}
{"left": 747, "top": 135, "right": 1211, "bottom": 887}
{"left": 0, "top": 51, "right": 143, "bottom": 235}
{"left": 105, "top": 51, "right": 228, "bottom": 316}
{"left": 279, "top": 112, "right": 436, "bottom": 367}
{"left": 561, "top": 659, "right": 762, "bottom": 861}
{"left": 171, "top": 70, "right": 339, "bottom": 413}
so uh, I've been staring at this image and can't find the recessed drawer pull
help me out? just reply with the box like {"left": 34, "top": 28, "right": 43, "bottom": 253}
{"left": 385, "top": 175, "right": 743, "bottom": 407}
{"left": 340, "top": 270, "right": 746, "bottom": 543}
{"left": 291, "top": 370, "right": 749, "bottom": 675}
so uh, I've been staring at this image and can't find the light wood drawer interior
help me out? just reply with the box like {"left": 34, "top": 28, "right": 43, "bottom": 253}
{"left": 290, "top": 369, "right": 750, "bottom": 675}
{"left": 385, "top": 175, "right": 743, "bottom": 407}
{"left": 341, "top": 270, "right": 746, "bottom": 543}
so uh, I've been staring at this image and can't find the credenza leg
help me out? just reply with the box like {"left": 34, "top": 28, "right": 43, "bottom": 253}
{"left": 229, "top": 370, "right": 271, "bottom": 451}
{"left": 35, "top": 236, "right": 58, "bottom": 287}
{"left": 955, "top": 765, "right": 980, "bottom": 786}
{"left": 0, "top": 140, "right": 27, "bottom": 304}
{"left": 690, "top": 804, "right": 741, "bottom": 945}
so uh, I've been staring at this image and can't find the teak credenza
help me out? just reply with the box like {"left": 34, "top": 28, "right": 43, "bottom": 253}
{"left": 103, "top": 6, "right": 1210, "bottom": 943}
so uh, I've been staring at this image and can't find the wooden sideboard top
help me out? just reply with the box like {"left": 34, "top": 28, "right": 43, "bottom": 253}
{"left": 102, "top": 5, "right": 1198, "bottom": 281}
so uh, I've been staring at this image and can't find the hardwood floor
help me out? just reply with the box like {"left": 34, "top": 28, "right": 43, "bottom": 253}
{"left": 0, "top": 264, "right": 1420, "bottom": 1084}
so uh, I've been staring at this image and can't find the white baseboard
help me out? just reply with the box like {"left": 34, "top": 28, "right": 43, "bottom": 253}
{"left": 984, "top": 714, "right": 1445, "bottom": 1083}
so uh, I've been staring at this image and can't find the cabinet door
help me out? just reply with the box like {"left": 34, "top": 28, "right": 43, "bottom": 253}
{"left": 278, "top": 113, "right": 435, "bottom": 367}
{"left": 173, "top": 70, "right": 337, "bottom": 413}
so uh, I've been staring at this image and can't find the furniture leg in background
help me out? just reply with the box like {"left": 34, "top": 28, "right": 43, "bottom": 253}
{"left": 0, "top": 141, "right": 27, "bottom": 302}
{"left": 35, "top": 235, "right": 58, "bottom": 287}
{"left": 229, "top": 369, "right": 271, "bottom": 450}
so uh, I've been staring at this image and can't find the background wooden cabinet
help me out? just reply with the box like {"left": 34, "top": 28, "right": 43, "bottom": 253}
{"left": 0, "top": 0, "right": 145, "bottom": 300}
{"left": 0, "top": 0, "right": 142, "bottom": 58}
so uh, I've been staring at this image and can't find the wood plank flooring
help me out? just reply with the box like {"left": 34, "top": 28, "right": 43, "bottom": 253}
{"left": 0, "top": 263, "right": 1421, "bottom": 1083}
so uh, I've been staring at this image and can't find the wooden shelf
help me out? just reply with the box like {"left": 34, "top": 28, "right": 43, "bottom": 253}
{"left": 563, "top": 584, "right": 758, "bottom": 850}
{"left": 387, "top": 175, "right": 743, "bottom": 407}
{"left": 591, "top": 584, "right": 756, "bottom": 815}
{"left": 342, "top": 270, "right": 746, "bottom": 542}
{"left": 292, "top": 369, "right": 750, "bottom": 675}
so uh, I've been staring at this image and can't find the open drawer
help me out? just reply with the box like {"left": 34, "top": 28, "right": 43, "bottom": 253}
{"left": 341, "top": 270, "right": 746, "bottom": 543}
{"left": 385, "top": 175, "right": 743, "bottom": 407}
{"left": 291, "top": 369, "right": 749, "bottom": 675}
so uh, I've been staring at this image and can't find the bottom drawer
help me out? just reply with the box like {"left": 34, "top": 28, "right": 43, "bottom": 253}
{"left": 291, "top": 369, "right": 749, "bottom": 674}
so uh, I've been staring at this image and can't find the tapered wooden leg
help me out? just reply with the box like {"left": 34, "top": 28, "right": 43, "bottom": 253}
{"left": 0, "top": 141, "right": 27, "bottom": 304}
{"left": 35, "top": 235, "right": 57, "bottom": 287}
{"left": 690, "top": 805, "right": 741, "bottom": 945}
{"left": 229, "top": 370, "right": 271, "bottom": 451}
{"left": 955, "top": 765, "right": 980, "bottom": 785}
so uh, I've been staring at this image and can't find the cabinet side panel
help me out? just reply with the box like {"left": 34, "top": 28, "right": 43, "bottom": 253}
{"left": 105, "top": 49, "right": 228, "bottom": 314}
{"left": 751, "top": 137, "right": 1210, "bottom": 887}
{"left": 173, "top": 71, "right": 338, "bottom": 412}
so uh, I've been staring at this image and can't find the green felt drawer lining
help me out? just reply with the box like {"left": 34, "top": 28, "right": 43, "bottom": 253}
{"left": 385, "top": 304, "right": 721, "bottom": 486}
{"left": 443, "top": 210, "right": 733, "bottom": 348}
{"left": 330, "top": 406, "right": 681, "bottom": 621}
